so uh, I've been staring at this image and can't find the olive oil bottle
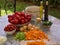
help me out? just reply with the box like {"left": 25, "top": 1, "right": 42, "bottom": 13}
{"left": 40, "top": 0, "right": 43, "bottom": 20}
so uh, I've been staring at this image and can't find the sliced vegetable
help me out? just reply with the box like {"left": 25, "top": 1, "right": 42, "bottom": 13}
{"left": 42, "top": 21, "right": 52, "bottom": 25}
{"left": 15, "top": 32, "right": 25, "bottom": 40}
{"left": 25, "top": 29, "right": 49, "bottom": 40}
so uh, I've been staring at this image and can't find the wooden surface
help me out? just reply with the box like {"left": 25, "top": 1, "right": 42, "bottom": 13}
{"left": 0, "top": 15, "right": 60, "bottom": 45}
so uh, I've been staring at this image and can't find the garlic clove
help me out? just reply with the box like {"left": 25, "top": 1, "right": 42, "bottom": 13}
{"left": 36, "top": 18, "right": 41, "bottom": 22}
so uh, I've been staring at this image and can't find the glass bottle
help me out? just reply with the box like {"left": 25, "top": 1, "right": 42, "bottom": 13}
{"left": 40, "top": 0, "right": 43, "bottom": 20}
{"left": 44, "top": 0, "right": 48, "bottom": 21}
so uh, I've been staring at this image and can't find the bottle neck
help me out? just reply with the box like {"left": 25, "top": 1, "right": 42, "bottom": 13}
{"left": 40, "top": 1, "right": 43, "bottom": 6}
{"left": 46, "top": 1, "right": 48, "bottom": 5}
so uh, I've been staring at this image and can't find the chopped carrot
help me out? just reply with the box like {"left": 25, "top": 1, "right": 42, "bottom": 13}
{"left": 25, "top": 29, "right": 49, "bottom": 40}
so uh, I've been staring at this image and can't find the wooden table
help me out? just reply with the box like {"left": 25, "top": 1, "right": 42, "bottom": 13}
{"left": 0, "top": 15, "right": 60, "bottom": 45}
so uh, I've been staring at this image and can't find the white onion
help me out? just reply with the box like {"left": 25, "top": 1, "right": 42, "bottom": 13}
{"left": 0, "top": 36, "right": 7, "bottom": 44}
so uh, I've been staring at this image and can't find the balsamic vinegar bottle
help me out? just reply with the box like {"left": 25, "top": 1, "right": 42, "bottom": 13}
{"left": 44, "top": 0, "right": 48, "bottom": 21}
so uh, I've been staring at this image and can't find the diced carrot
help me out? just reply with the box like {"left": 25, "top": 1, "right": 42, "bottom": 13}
{"left": 25, "top": 29, "right": 49, "bottom": 40}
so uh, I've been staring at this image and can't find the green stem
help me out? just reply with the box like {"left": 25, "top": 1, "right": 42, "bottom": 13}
{"left": 0, "top": 5, "right": 1, "bottom": 16}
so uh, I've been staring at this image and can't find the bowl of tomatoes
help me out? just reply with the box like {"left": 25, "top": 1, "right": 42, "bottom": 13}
{"left": 8, "top": 12, "right": 31, "bottom": 27}
{"left": 4, "top": 24, "right": 17, "bottom": 35}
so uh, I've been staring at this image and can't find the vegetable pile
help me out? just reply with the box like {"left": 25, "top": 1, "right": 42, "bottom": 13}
{"left": 4, "top": 24, "right": 17, "bottom": 31}
{"left": 15, "top": 32, "right": 25, "bottom": 40}
{"left": 15, "top": 24, "right": 49, "bottom": 41}
{"left": 8, "top": 12, "right": 31, "bottom": 24}
{"left": 42, "top": 21, "right": 52, "bottom": 26}
{"left": 25, "top": 29, "right": 49, "bottom": 40}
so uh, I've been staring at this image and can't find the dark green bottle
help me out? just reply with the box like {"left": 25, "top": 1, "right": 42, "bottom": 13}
{"left": 44, "top": 0, "right": 48, "bottom": 21}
